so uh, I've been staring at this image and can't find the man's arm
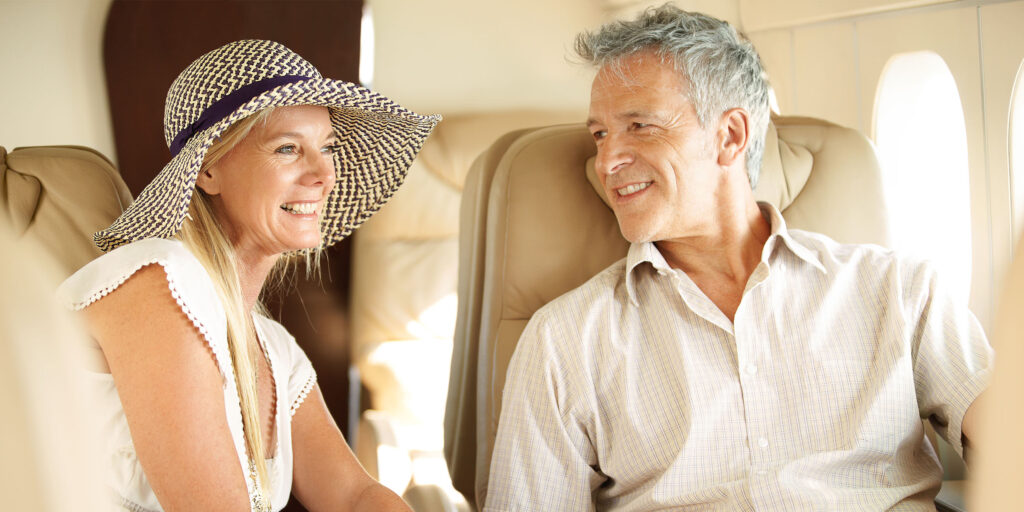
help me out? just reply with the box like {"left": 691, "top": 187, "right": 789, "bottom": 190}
{"left": 960, "top": 392, "right": 985, "bottom": 461}
{"left": 907, "top": 260, "right": 993, "bottom": 459}
{"left": 484, "top": 314, "right": 603, "bottom": 511}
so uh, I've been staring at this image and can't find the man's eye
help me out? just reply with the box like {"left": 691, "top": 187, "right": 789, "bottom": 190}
{"left": 632, "top": 122, "right": 650, "bottom": 130}
{"left": 276, "top": 144, "right": 297, "bottom": 155}
{"left": 591, "top": 130, "right": 607, "bottom": 141}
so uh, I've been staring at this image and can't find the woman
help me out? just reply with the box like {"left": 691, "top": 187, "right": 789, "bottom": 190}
{"left": 58, "top": 40, "right": 439, "bottom": 511}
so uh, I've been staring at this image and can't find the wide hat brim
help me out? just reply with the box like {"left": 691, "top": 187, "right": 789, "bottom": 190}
{"left": 95, "top": 78, "right": 441, "bottom": 252}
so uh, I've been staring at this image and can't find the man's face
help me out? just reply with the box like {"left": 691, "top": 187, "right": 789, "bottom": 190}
{"left": 587, "top": 51, "right": 721, "bottom": 244}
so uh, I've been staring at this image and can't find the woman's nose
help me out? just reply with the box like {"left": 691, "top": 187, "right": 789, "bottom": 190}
{"left": 304, "top": 150, "right": 337, "bottom": 189}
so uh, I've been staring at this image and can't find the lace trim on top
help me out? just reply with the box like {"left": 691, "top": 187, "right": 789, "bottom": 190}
{"left": 119, "top": 495, "right": 159, "bottom": 512}
{"left": 290, "top": 369, "right": 317, "bottom": 417}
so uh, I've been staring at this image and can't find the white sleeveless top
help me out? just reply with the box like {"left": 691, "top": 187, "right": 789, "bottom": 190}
{"left": 57, "top": 238, "right": 317, "bottom": 512}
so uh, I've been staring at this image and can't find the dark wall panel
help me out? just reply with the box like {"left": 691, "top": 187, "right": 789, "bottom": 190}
{"left": 104, "top": 4, "right": 364, "bottom": 509}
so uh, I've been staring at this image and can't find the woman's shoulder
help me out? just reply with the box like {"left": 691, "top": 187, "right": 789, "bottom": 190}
{"left": 58, "top": 238, "right": 216, "bottom": 311}
{"left": 59, "top": 237, "right": 235, "bottom": 379}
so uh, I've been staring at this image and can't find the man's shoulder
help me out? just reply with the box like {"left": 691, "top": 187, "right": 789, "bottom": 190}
{"left": 786, "top": 228, "right": 943, "bottom": 291}
{"left": 787, "top": 228, "right": 902, "bottom": 267}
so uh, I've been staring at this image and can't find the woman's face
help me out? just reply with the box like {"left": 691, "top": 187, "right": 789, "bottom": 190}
{"left": 198, "top": 105, "right": 338, "bottom": 261}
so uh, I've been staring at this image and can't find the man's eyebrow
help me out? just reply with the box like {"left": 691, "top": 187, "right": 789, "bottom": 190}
{"left": 619, "top": 110, "right": 652, "bottom": 120}
{"left": 587, "top": 111, "right": 650, "bottom": 125}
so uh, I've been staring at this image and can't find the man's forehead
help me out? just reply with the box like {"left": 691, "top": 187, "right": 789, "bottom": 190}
{"left": 589, "top": 52, "right": 688, "bottom": 115}
{"left": 593, "top": 52, "right": 686, "bottom": 93}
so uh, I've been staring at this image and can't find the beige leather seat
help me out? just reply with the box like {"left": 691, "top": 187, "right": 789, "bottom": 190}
{"left": 1, "top": 144, "right": 131, "bottom": 510}
{"left": 969, "top": 234, "right": 1024, "bottom": 510}
{"left": 444, "top": 115, "right": 898, "bottom": 508}
{"left": 1, "top": 145, "right": 132, "bottom": 278}
{"left": 348, "top": 111, "right": 579, "bottom": 509}
{"left": 0, "top": 221, "right": 113, "bottom": 511}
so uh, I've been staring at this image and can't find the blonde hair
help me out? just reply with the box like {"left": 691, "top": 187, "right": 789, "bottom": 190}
{"left": 177, "top": 108, "right": 325, "bottom": 504}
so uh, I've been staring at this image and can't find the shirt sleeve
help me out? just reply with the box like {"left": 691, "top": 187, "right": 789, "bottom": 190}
{"left": 905, "top": 258, "right": 993, "bottom": 457}
{"left": 56, "top": 238, "right": 233, "bottom": 380}
{"left": 484, "top": 309, "right": 603, "bottom": 512}
{"left": 256, "top": 317, "right": 317, "bottom": 418}
{"left": 284, "top": 334, "right": 317, "bottom": 418}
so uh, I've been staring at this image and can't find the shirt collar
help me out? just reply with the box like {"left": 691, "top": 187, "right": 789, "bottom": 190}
{"left": 758, "top": 201, "right": 826, "bottom": 274}
{"left": 624, "top": 201, "right": 826, "bottom": 305}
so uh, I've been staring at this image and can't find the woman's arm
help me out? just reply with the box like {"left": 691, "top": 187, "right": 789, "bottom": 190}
{"left": 291, "top": 384, "right": 411, "bottom": 511}
{"left": 85, "top": 264, "right": 251, "bottom": 511}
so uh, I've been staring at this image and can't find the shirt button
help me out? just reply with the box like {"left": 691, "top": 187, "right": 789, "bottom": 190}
{"left": 745, "top": 364, "right": 757, "bottom": 376}
{"left": 758, "top": 437, "right": 769, "bottom": 448}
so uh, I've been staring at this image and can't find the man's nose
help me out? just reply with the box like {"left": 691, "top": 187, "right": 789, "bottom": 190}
{"left": 596, "top": 133, "right": 633, "bottom": 176}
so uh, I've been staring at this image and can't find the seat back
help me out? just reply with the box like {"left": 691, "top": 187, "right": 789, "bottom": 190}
{"left": 348, "top": 111, "right": 579, "bottom": 502}
{"left": 1, "top": 145, "right": 130, "bottom": 509}
{"left": 444, "top": 116, "right": 890, "bottom": 507}
{"left": 0, "top": 222, "right": 113, "bottom": 510}
{"left": 969, "top": 234, "right": 1024, "bottom": 510}
{"left": 1, "top": 145, "right": 132, "bottom": 278}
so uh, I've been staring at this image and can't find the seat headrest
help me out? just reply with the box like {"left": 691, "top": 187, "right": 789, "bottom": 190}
{"left": 0, "top": 147, "right": 43, "bottom": 234}
{"left": 0, "top": 146, "right": 132, "bottom": 278}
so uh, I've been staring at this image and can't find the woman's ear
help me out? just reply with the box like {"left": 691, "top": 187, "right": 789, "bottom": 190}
{"left": 716, "top": 108, "right": 750, "bottom": 168}
{"left": 195, "top": 167, "right": 221, "bottom": 195}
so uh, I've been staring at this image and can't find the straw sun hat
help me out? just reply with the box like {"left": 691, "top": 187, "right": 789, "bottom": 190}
{"left": 95, "top": 39, "right": 441, "bottom": 252}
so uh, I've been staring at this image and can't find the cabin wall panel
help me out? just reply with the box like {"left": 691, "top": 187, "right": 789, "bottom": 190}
{"left": 979, "top": 0, "right": 1024, "bottom": 286}
{"left": 791, "top": 24, "right": 861, "bottom": 132}
{"left": 604, "top": 0, "right": 740, "bottom": 28}
{"left": 0, "top": 0, "right": 115, "bottom": 161}
{"left": 856, "top": 7, "right": 992, "bottom": 331}
{"left": 740, "top": 0, "right": 955, "bottom": 32}
{"left": 368, "top": 0, "right": 602, "bottom": 115}
{"left": 748, "top": 29, "right": 795, "bottom": 114}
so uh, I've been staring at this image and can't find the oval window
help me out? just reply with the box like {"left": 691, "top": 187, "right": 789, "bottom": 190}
{"left": 874, "top": 51, "right": 972, "bottom": 301}
{"left": 1010, "top": 59, "right": 1024, "bottom": 243}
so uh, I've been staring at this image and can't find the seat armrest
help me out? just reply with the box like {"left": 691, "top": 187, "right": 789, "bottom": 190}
{"left": 935, "top": 480, "right": 967, "bottom": 512}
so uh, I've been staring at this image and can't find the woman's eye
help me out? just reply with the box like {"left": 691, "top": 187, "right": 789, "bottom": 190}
{"left": 275, "top": 144, "right": 297, "bottom": 155}
{"left": 321, "top": 143, "right": 340, "bottom": 154}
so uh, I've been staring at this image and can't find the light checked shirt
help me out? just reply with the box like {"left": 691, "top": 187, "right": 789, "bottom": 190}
{"left": 485, "top": 203, "right": 992, "bottom": 511}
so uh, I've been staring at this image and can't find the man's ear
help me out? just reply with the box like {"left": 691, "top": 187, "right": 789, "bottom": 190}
{"left": 195, "top": 167, "right": 221, "bottom": 196}
{"left": 716, "top": 108, "right": 750, "bottom": 167}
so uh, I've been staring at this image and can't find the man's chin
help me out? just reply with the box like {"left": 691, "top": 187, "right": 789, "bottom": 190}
{"left": 617, "top": 221, "right": 657, "bottom": 245}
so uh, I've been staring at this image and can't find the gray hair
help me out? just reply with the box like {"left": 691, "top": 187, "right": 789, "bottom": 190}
{"left": 575, "top": 4, "right": 771, "bottom": 188}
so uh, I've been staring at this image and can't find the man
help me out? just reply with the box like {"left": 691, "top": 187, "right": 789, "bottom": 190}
{"left": 485, "top": 5, "right": 991, "bottom": 511}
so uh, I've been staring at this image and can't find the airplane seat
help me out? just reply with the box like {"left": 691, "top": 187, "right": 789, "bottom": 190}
{"left": 969, "top": 234, "right": 1024, "bottom": 510}
{"left": 348, "top": 110, "right": 581, "bottom": 510}
{"left": 1, "top": 144, "right": 131, "bottom": 510}
{"left": 0, "top": 145, "right": 133, "bottom": 279}
{"left": 445, "top": 115, "right": 966, "bottom": 508}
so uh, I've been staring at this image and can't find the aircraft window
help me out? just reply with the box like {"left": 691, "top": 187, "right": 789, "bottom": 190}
{"left": 874, "top": 51, "right": 972, "bottom": 301}
{"left": 1011, "top": 59, "right": 1024, "bottom": 243}
{"left": 360, "top": 3, "right": 375, "bottom": 87}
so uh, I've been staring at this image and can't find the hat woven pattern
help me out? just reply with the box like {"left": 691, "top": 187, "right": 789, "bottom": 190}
{"left": 95, "top": 40, "right": 440, "bottom": 252}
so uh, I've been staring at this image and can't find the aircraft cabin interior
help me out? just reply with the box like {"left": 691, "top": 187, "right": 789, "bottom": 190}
{"left": 2, "top": 0, "right": 1024, "bottom": 510}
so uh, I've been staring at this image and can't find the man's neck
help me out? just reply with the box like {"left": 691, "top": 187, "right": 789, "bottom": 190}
{"left": 655, "top": 191, "right": 771, "bottom": 321}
